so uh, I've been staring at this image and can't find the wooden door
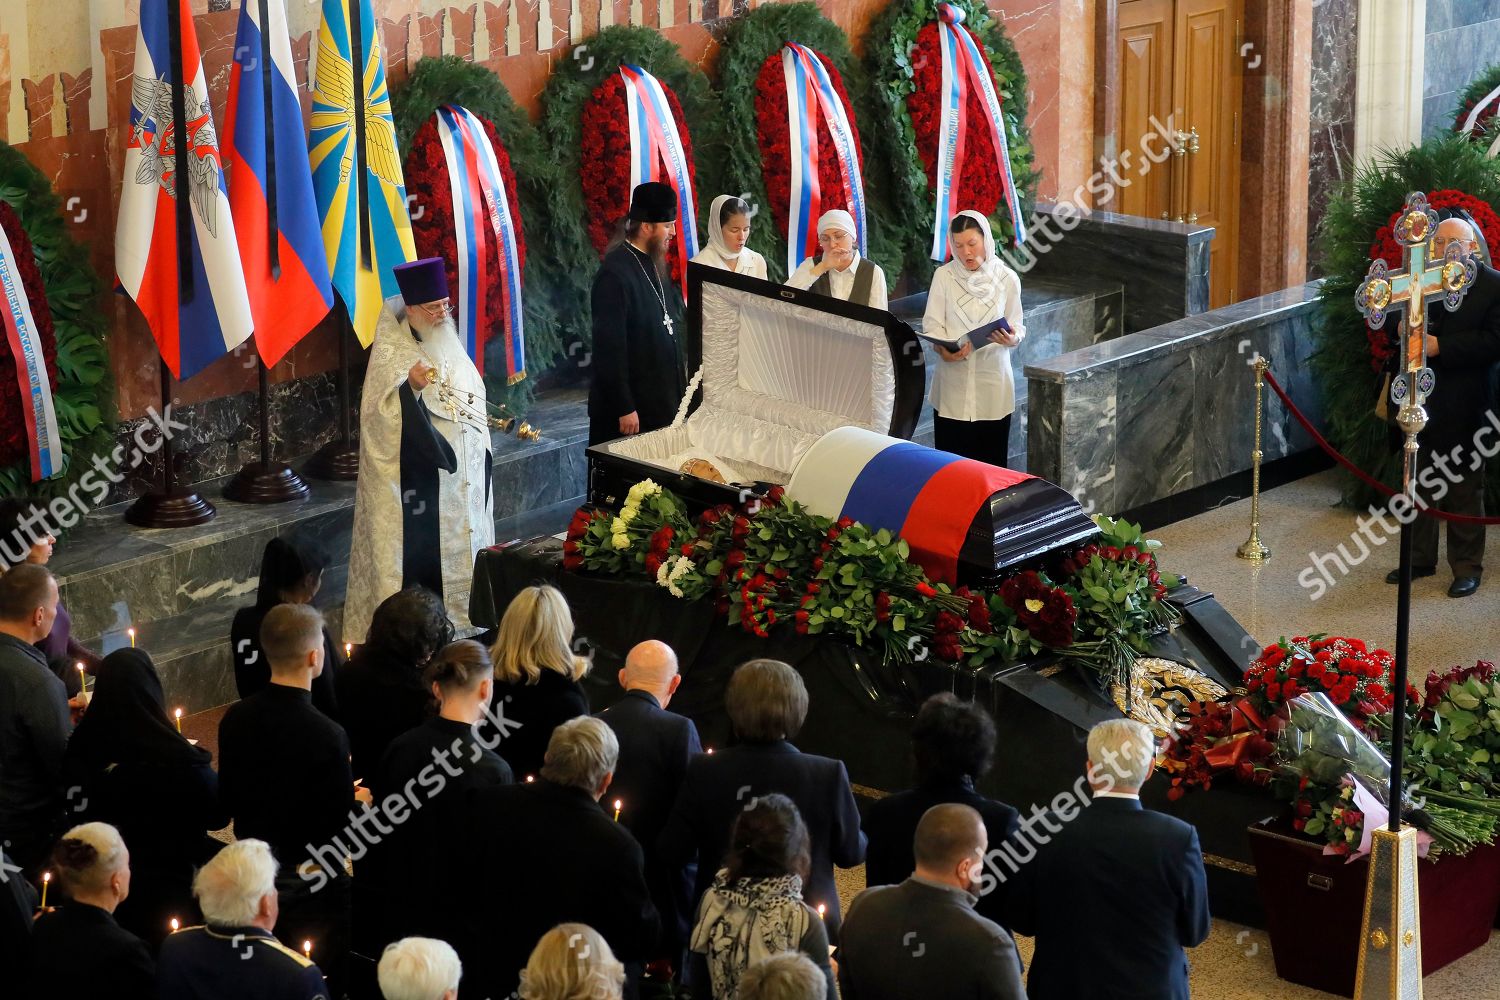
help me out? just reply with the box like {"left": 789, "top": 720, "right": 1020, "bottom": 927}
{"left": 1115, "top": 0, "right": 1243, "bottom": 308}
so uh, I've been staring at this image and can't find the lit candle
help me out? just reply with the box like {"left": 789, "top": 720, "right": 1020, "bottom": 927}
{"left": 169, "top": 917, "right": 179, "bottom": 934}
{"left": 817, "top": 903, "right": 826, "bottom": 921}
{"left": 525, "top": 774, "right": 535, "bottom": 783}
{"left": 174, "top": 708, "right": 183, "bottom": 733}
{"left": 76, "top": 663, "right": 87, "bottom": 702}
{"left": 344, "top": 643, "right": 352, "bottom": 659}
{"left": 613, "top": 799, "right": 622, "bottom": 822}
{"left": 706, "top": 747, "right": 714, "bottom": 755}
{"left": 127, "top": 627, "right": 136, "bottom": 648}
{"left": 40, "top": 871, "right": 50, "bottom": 909}
{"left": 303, "top": 940, "right": 313, "bottom": 960}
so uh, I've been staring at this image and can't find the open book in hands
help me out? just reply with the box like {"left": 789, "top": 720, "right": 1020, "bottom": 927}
{"left": 917, "top": 316, "right": 1013, "bottom": 352}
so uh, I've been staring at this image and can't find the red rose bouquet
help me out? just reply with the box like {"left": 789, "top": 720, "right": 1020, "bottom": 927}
{"left": 1242, "top": 635, "right": 1416, "bottom": 732}
{"left": 906, "top": 22, "right": 1005, "bottom": 222}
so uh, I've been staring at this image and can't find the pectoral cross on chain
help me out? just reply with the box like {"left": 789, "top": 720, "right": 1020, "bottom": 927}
{"left": 1356, "top": 191, "right": 1477, "bottom": 413}
{"left": 664, "top": 312, "right": 674, "bottom": 338}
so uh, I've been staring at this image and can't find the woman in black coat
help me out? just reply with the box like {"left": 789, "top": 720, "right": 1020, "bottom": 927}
{"left": 62, "top": 649, "right": 228, "bottom": 950}
{"left": 337, "top": 586, "right": 453, "bottom": 781}
{"left": 230, "top": 535, "right": 341, "bottom": 718}
{"left": 486, "top": 584, "right": 590, "bottom": 778}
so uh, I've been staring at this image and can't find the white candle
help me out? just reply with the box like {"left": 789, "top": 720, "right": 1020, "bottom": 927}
{"left": 127, "top": 627, "right": 136, "bottom": 648}
{"left": 76, "top": 663, "right": 87, "bottom": 702}
{"left": 40, "top": 871, "right": 50, "bottom": 909}
{"left": 174, "top": 708, "right": 183, "bottom": 733}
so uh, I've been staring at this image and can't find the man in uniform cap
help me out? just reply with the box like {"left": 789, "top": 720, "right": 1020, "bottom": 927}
{"left": 344, "top": 258, "right": 495, "bottom": 644}
{"left": 588, "top": 181, "right": 689, "bottom": 446}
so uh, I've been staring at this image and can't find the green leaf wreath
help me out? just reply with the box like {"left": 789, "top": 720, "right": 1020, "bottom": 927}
{"left": 713, "top": 1, "right": 901, "bottom": 284}
{"left": 0, "top": 141, "right": 113, "bottom": 500}
{"left": 864, "top": 0, "right": 1038, "bottom": 288}
{"left": 1310, "top": 134, "right": 1500, "bottom": 508}
{"left": 538, "top": 25, "right": 724, "bottom": 360}
{"left": 390, "top": 56, "right": 560, "bottom": 412}
{"left": 1452, "top": 62, "right": 1500, "bottom": 141}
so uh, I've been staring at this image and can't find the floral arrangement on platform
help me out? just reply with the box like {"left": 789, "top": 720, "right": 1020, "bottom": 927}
{"left": 1310, "top": 135, "right": 1500, "bottom": 510}
{"left": 393, "top": 57, "right": 549, "bottom": 411}
{"left": 0, "top": 141, "right": 111, "bottom": 500}
{"left": 1161, "top": 633, "right": 1500, "bottom": 859}
{"left": 539, "top": 26, "right": 720, "bottom": 329}
{"left": 1451, "top": 63, "right": 1500, "bottom": 143}
{"left": 865, "top": 0, "right": 1037, "bottom": 285}
{"left": 564, "top": 480, "right": 1181, "bottom": 681}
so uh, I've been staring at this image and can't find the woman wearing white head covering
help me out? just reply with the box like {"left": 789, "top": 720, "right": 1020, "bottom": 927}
{"left": 785, "top": 209, "right": 888, "bottom": 309}
{"left": 691, "top": 194, "right": 769, "bottom": 279}
{"left": 923, "top": 210, "right": 1025, "bottom": 468}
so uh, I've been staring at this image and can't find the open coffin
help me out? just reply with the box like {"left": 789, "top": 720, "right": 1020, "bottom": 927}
{"left": 587, "top": 263, "right": 1096, "bottom": 582}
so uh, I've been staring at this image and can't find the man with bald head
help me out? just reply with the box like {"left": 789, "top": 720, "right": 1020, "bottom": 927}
{"left": 596, "top": 639, "right": 702, "bottom": 961}
{"left": 839, "top": 803, "right": 1024, "bottom": 999}
{"left": 1386, "top": 212, "right": 1500, "bottom": 598}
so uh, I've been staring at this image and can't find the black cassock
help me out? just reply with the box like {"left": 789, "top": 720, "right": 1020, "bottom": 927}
{"left": 588, "top": 242, "right": 688, "bottom": 446}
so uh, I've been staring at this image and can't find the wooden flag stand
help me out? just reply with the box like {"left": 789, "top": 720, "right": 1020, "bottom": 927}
{"left": 224, "top": 356, "right": 311, "bottom": 503}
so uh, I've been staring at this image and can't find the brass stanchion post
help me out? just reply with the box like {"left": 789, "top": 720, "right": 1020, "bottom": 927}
{"left": 1237, "top": 356, "right": 1271, "bottom": 561}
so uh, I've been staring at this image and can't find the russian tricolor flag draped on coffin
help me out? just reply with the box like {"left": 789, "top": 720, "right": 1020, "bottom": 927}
{"left": 787, "top": 426, "right": 1035, "bottom": 585}
{"left": 116, "top": 0, "right": 252, "bottom": 380}
{"left": 224, "top": 0, "right": 334, "bottom": 368}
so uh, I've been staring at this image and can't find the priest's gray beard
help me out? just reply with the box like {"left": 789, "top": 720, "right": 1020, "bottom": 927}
{"left": 410, "top": 313, "right": 470, "bottom": 371}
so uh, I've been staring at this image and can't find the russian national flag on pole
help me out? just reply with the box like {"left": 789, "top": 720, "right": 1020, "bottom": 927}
{"left": 224, "top": 0, "right": 334, "bottom": 368}
{"left": 116, "top": 0, "right": 253, "bottom": 381}
{"left": 310, "top": 0, "right": 415, "bottom": 347}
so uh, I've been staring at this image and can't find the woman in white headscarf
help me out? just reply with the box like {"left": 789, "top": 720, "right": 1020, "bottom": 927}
{"left": 923, "top": 210, "right": 1025, "bottom": 467}
{"left": 691, "top": 194, "right": 769, "bottom": 279}
{"left": 785, "top": 209, "right": 888, "bottom": 309}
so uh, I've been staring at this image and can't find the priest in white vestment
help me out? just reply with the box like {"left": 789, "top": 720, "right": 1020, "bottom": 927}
{"left": 344, "top": 258, "right": 494, "bottom": 644}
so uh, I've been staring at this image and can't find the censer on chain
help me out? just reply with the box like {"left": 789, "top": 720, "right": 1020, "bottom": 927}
{"left": 425, "top": 366, "right": 541, "bottom": 441}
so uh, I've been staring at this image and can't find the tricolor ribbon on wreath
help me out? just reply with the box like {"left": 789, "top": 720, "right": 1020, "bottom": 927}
{"left": 435, "top": 105, "right": 527, "bottom": 384}
{"left": 782, "top": 43, "right": 867, "bottom": 277}
{"left": 931, "top": 3, "right": 1026, "bottom": 261}
{"left": 619, "top": 64, "right": 699, "bottom": 299}
{"left": 1459, "top": 80, "right": 1500, "bottom": 157}
{"left": 0, "top": 225, "right": 61, "bottom": 481}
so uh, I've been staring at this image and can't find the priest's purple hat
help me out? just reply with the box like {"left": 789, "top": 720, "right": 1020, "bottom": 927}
{"left": 393, "top": 258, "right": 449, "bottom": 305}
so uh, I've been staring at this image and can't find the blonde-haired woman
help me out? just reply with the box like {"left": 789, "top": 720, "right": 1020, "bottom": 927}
{"left": 488, "top": 584, "right": 591, "bottom": 777}
{"left": 519, "top": 923, "right": 625, "bottom": 1000}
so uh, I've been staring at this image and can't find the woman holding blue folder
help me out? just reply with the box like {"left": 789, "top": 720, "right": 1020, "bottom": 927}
{"left": 922, "top": 210, "right": 1026, "bottom": 468}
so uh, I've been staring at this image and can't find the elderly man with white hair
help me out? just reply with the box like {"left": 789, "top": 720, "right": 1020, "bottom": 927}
{"left": 157, "top": 839, "right": 328, "bottom": 1000}
{"left": 1004, "top": 719, "right": 1210, "bottom": 1000}
{"left": 462, "top": 716, "right": 660, "bottom": 1000}
{"left": 378, "top": 937, "right": 462, "bottom": 1000}
{"left": 785, "top": 210, "right": 889, "bottom": 309}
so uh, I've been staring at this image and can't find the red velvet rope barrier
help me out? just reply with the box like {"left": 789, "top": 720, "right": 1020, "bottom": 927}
{"left": 1262, "top": 367, "right": 1500, "bottom": 525}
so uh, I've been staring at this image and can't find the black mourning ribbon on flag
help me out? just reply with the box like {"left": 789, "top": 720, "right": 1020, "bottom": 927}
{"left": 165, "top": 0, "right": 194, "bottom": 303}
{"left": 349, "top": 0, "right": 373, "bottom": 272}
{"left": 258, "top": 0, "right": 280, "bottom": 280}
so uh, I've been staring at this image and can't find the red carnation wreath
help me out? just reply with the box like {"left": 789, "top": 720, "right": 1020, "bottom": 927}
{"left": 0, "top": 200, "right": 60, "bottom": 468}
{"left": 907, "top": 21, "right": 1006, "bottom": 220}
{"left": 1363, "top": 188, "right": 1500, "bottom": 370}
{"left": 753, "top": 48, "right": 868, "bottom": 246}
{"left": 579, "top": 73, "right": 698, "bottom": 287}
{"left": 403, "top": 110, "right": 528, "bottom": 354}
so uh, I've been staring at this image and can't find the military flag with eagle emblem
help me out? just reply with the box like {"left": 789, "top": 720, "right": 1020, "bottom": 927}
{"left": 309, "top": 0, "right": 415, "bottom": 346}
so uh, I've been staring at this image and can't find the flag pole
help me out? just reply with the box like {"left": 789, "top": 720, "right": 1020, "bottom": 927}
{"left": 307, "top": 302, "right": 361, "bottom": 479}
{"left": 224, "top": 0, "right": 309, "bottom": 503}
{"left": 125, "top": 0, "right": 215, "bottom": 529}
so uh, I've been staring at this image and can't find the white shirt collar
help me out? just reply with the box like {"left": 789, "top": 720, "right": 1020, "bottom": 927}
{"left": 1093, "top": 791, "right": 1141, "bottom": 800}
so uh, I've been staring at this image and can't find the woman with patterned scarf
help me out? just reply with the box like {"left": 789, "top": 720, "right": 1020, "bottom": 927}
{"left": 687, "top": 794, "right": 837, "bottom": 999}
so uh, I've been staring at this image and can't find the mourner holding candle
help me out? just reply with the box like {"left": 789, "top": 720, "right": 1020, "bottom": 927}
{"left": 0, "top": 498, "right": 102, "bottom": 701}
{"left": 785, "top": 210, "right": 888, "bottom": 310}
{"left": 923, "top": 211, "right": 1025, "bottom": 468}
{"left": 589, "top": 181, "right": 690, "bottom": 446}
{"left": 345, "top": 257, "right": 495, "bottom": 645}
{"left": 690, "top": 195, "right": 768, "bottom": 280}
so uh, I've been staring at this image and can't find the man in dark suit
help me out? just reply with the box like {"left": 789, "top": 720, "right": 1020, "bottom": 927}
{"left": 1006, "top": 719, "right": 1210, "bottom": 1000}
{"left": 463, "top": 716, "right": 659, "bottom": 999}
{"left": 839, "top": 803, "right": 1024, "bottom": 1000}
{"left": 588, "top": 181, "right": 688, "bottom": 446}
{"left": 862, "top": 693, "right": 1020, "bottom": 929}
{"left": 596, "top": 639, "right": 701, "bottom": 960}
{"left": 1386, "top": 213, "right": 1500, "bottom": 598}
{"left": 659, "top": 659, "right": 865, "bottom": 941}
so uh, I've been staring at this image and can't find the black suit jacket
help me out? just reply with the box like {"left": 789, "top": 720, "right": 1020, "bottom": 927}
{"left": 861, "top": 778, "right": 1021, "bottom": 927}
{"left": 1005, "top": 796, "right": 1210, "bottom": 1000}
{"left": 588, "top": 242, "right": 688, "bottom": 444}
{"left": 659, "top": 740, "right": 866, "bottom": 941}
{"left": 26, "top": 902, "right": 156, "bottom": 1000}
{"left": 462, "top": 780, "right": 660, "bottom": 999}
{"left": 1392, "top": 259, "right": 1500, "bottom": 452}
{"left": 596, "top": 690, "right": 702, "bottom": 953}
{"left": 334, "top": 650, "right": 432, "bottom": 782}
{"left": 230, "top": 608, "right": 341, "bottom": 721}
{"left": 838, "top": 878, "right": 1025, "bottom": 1000}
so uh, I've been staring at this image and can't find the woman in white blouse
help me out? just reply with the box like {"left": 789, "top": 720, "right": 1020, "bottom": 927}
{"left": 785, "top": 209, "right": 888, "bottom": 309}
{"left": 691, "top": 194, "right": 769, "bottom": 279}
{"left": 923, "top": 210, "right": 1025, "bottom": 468}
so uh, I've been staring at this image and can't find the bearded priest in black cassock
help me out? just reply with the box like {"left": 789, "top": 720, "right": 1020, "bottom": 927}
{"left": 344, "top": 258, "right": 495, "bottom": 644}
{"left": 588, "top": 181, "right": 689, "bottom": 446}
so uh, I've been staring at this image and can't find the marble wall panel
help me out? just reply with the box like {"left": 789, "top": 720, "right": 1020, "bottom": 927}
{"left": 1192, "top": 333, "right": 1266, "bottom": 485}
{"left": 1113, "top": 351, "right": 1193, "bottom": 510}
{"left": 170, "top": 525, "right": 278, "bottom": 613}
{"left": 61, "top": 554, "right": 179, "bottom": 645}
{"left": 1423, "top": 4, "right": 1500, "bottom": 137}
{"left": 1025, "top": 379, "right": 1064, "bottom": 485}
{"left": 1093, "top": 288, "right": 1124, "bottom": 344}
{"left": 1058, "top": 372, "right": 1119, "bottom": 514}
